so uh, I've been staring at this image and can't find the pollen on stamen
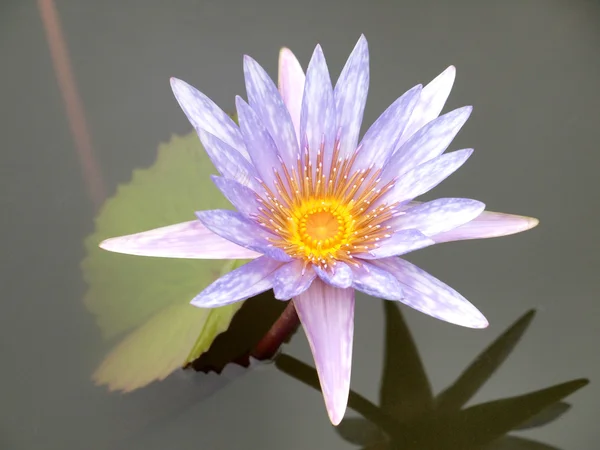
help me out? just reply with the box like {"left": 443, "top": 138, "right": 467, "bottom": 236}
{"left": 253, "top": 141, "right": 399, "bottom": 267}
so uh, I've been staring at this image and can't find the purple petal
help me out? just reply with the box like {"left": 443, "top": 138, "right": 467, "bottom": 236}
{"left": 278, "top": 48, "right": 305, "bottom": 140}
{"left": 300, "top": 44, "right": 336, "bottom": 170}
{"left": 235, "top": 97, "right": 283, "bottom": 193}
{"left": 360, "top": 229, "right": 435, "bottom": 259}
{"left": 387, "top": 106, "right": 472, "bottom": 174}
{"left": 351, "top": 262, "right": 404, "bottom": 300}
{"left": 398, "top": 65, "right": 456, "bottom": 146}
{"left": 433, "top": 210, "right": 540, "bottom": 243}
{"left": 393, "top": 198, "right": 485, "bottom": 237}
{"left": 334, "top": 35, "right": 369, "bottom": 160}
{"left": 244, "top": 55, "right": 299, "bottom": 168}
{"left": 354, "top": 85, "right": 422, "bottom": 171}
{"left": 383, "top": 149, "right": 473, "bottom": 205}
{"left": 210, "top": 175, "right": 261, "bottom": 218}
{"left": 293, "top": 279, "right": 354, "bottom": 425}
{"left": 195, "top": 209, "right": 291, "bottom": 262}
{"left": 99, "top": 220, "right": 261, "bottom": 259}
{"left": 374, "top": 257, "right": 488, "bottom": 328}
{"left": 314, "top": 262, "right": 353, "bottom": 288}
{"left": 197, "top": 129, "right": 261, "bottom": 191}
{"left": 170, "top": 78, "right": 249, "bottom": 159}
{"left": 272, "top": 260, "right": 316, "bottom": 300}
{"left": 191, "top": 256, "right": 281, "bottom": 308}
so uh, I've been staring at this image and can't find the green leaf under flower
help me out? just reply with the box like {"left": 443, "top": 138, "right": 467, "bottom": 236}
{"left": 82, "top": 132, "right": 245, "bottom": 391}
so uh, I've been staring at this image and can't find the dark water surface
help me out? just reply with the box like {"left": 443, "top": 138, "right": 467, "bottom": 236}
{"left": 2, "top": 0, "right": 599, "bottom": 448}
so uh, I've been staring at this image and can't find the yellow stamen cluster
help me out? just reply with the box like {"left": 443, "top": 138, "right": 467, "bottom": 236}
{"left": 255, "top": 140, "right": 398, "bottom": 268}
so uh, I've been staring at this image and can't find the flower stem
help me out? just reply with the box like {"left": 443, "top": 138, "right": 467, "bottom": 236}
{"left": 250, "top": 300, "right": 300, "bottom": 361}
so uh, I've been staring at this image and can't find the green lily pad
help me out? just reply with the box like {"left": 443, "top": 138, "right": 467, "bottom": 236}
{"left": 93, "top": 301, "right": 243, "bottom": 392}
{"left": 82, "top": 132, "right": 246, "bottom": 391}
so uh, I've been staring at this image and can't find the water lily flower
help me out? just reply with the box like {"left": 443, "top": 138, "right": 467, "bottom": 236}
{"left": 100, "top": 35, "right": 538, "bottom": 425}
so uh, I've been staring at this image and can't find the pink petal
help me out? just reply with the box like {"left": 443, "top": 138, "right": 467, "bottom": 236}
{"left": 278, "top": 47, "right": 305, "bottom": 140}
{"left": 433, "top": 210, "right": 540, "bottom": 243}
{"left": 99, "top": 220, "right": 261, "bottom": 259}
{"left": 293, "top": 280, "right": 355, "bottom": 425}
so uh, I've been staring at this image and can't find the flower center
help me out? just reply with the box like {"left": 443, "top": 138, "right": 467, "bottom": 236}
{"left": 286, "top": 198, "right": 355, "bottom": 263}
{"left": 303, "top": 210, "right": 341, "bottom": 243}
{"left": 254, "top": 139, "right": 398, "bottom": 268}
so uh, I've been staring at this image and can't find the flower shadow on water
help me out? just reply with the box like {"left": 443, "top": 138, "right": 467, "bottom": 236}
{"left": 276, "top": 303, "right": 588, "bottom": 449}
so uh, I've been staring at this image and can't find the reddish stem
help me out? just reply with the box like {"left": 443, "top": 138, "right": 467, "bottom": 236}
{"left": 38, "top": 0, "right": 106, "bottom": 209}
{"left": 250, "top": 300, "right": 300, "bottom": 361}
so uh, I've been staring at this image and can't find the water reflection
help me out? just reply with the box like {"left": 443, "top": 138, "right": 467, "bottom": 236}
{"left": 276, "top": 303, "right": 588, "bottom": 449}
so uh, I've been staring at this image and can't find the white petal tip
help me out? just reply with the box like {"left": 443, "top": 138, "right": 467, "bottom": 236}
{"left": 441, "top": 65, "right": 456, "bottom": 80}
{"left": 98, "top": 237, "right": 123, "bottom": 253}
{"left": 325, "top": 399, "right": 348, "bottom": 426}
{"left": 189, "top": 299, "right": 204, "bottom": 309}
{"left": 526, "top": 217, "right": 540, "bottom": 230}
{"left": 447, "top": 313, "right": 489, "bottom": 329}
{"left": 169, "top": 77, "right": 183, "bottom": 90}
{"left": 471, "top": 315, "right": 490, "bottom": 329}
{"left": 98, "top": 235, "right": 145, "bottom": 256}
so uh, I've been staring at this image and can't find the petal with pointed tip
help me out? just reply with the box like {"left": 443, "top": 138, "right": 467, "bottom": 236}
{"left": 433, "top": 210, "right": 540, "bottom": 243}
{"left": 388, "top": 106, "right": 472, "bottom": 174}
{"left": 314, "top": 261, "right": 353, "bottom": 288}
{"left": 399, "top": 65, "right": 456, "bottom": 145}
{"left": 375, "top": 257, "right": 488, "bottom": 328}
{"left": 351, "top": 262, "right": 404, "bottom": 300}
{"left": 293, "top": 280, "right": 354, "bottom": 425}
{"left": 196, "top": 129, "right": 261, "bottom": 191}
{"left": 278, "top": 48, "right": 305, "bottom": 139}
{"left": 361, "top": 229, "right": 435, "bottom": 259}
{"left": 170, "top": 78, "right": 249, "bottom": 159}
{"left": 244, "top": 55, "right": 299, "bottom": 167}
{"left": 211, "top": 175, "right": 261, "bottom": 218}
{"left": 272, "top": 260, "right": 316, "bottom": 300}
{"left": 191, "top": 256, "right": 281, "bottom": 308}
{"left": 354, "top": 85, "right": 422, "bottom": 171}
{"left": 235, "top": 97, "right": 282, "bottom": 192}
{"left": 99, "top": 220, "right": 261, "bottom": 259}
{"left": 393, "top": 198, "right": 486, "bottom": 236}
{"left": 195, "top": 209, "right": 291, "bottom": 261}
{"left": 334, "top": 35, "right": 369, "bottom": 160}
{"left": 383, "top": 149, "right": 473, "bottom": 205}
{"left": 300, "top": 44, "right": 336, "bottom": 168}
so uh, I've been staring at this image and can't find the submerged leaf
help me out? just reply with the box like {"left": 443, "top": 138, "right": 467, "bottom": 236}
{"left": 443, "top": 379, "right": 588, "bottom": 447}
{"left": 334, "top": 417, "right": 386, "bottom": 446}
{"left": 436, "top": 310, "right": 536, "bottom": 412}
{"left": 275, "top": 354, "right": 401, "bottom": 434}
{"left": 514, "top": 401, "right": 571, "bottom": 430}
{"left": 379, "top": 301, "right": 433, "bottom": 421}
{"left": 83, "top": 132, "right": 245, "bottom": 390}
{"left": 486, "top": 436, "right": 561, "bottom": 450}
